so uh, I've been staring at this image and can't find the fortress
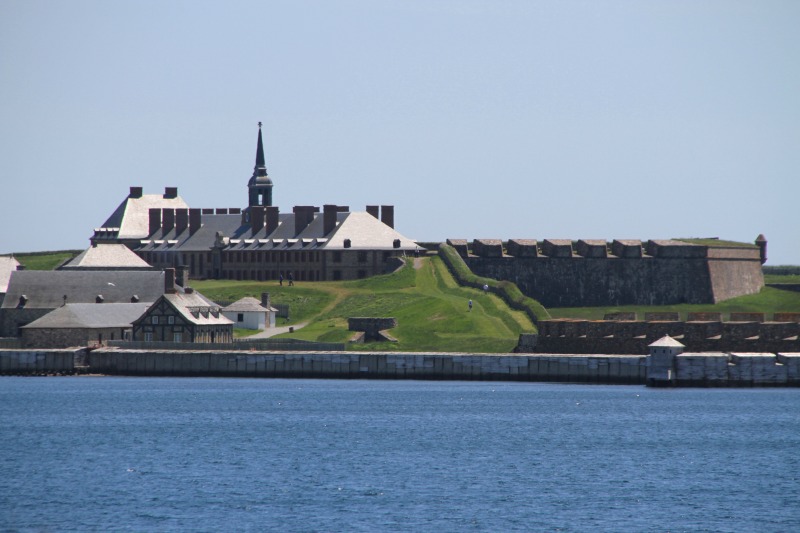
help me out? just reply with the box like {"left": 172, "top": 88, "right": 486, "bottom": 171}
{"left": 91, "top": 124, "right": 420, "bottom": 282}
{"left": 448, "top": 236, "right": 766, "bottom": 307}
{"left": 88, "top": 124, "right": 765, "bottom": 309}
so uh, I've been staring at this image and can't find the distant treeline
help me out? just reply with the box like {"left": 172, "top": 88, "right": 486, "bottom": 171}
{"left": 764, "top": 265, "right": 800, "bottom": 276}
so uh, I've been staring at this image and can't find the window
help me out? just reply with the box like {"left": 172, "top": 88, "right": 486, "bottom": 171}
{"left": 357, "top": 251, "right": 367, "bottom": 263}
{"left": 144, "top": 332, "right": 153, "bottom": 342}
{"left": 333, "top": 270, "right": 342, "bottom": 281}
{"left": 358, "top": 270, "right": 367, "bottom": 279}
{"left": 152, "top": 316, "right": 159, "bottom": 325}
{"left": 168, "top": 316, "right": 174, "bottom": 325}
{"left": 237, "top": 313, "right": 244, "bottom": 322}
{"left": 173, "top": 332, "right": 182, "bottom": 342}
{"left": 333, "top": 251, "right": 342, "bottom": 263}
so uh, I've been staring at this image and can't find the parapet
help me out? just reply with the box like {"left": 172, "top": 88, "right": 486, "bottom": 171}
{"left": 507, "top": 239, "right": 538, "bottom": 258}
{"left": 611, "top": 240, "right": 643, "bottom": 258}
{"left": 576, "top": 239, "right": 608, "bottom": 258}
{"left": 472, "top": 239, "right": 503, "bottom": 258}
{"left": 646, "top": 240, "right": 706, "bottom": 258}
{"left": 541, "top": 239, "right": 573, "bottom": 258}
{"left": 446, "top": 239, "right": 469, "bottom": 258}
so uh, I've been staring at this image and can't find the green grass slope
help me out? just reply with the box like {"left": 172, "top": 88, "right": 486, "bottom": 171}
{"left": 7, "top": 250, "right": 82, "bottom": 270}
{"left": 195, "top": 258, "right": 535, "bottom": 353}
{"left": 275, "top": 257, "right": 535, "bottom": 352}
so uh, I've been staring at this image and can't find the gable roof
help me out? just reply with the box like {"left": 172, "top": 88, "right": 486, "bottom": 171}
{"left": 324, "top": 212, "right": 418, "bottom": 250}
{"left": 0, "top": 256, "right": 20, "bottom": 293}
{"left": 61, "top": 244, "right": 153, "bottom": 270}
{"left": 1, "top": 270, "right": 165, "bottom": 309}
{"left": 222, "top": 297, "right": 268, "bottom": 313}
{"left": 21, "top": 303, "right": 150, "bottom": 329}
{"left": 100, "top": 193, "right": 189, "bottom": 240}
{"left": 154, "top": 291, "right": 233, "bottom": 326}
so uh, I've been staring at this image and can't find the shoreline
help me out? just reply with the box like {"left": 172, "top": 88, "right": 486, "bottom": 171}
{"left": 2, "top": 348, "right": 799, "bottom": 387}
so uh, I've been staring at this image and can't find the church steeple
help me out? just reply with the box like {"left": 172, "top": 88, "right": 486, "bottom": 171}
{"left": 248, "top": 122, "right": 273, "bottom": 207}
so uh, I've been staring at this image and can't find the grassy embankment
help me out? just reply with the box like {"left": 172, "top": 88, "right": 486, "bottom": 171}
{"left": 6, "top": 250, "right": 82, "bottom": 270}
{"left": 194, "top": 256, "right": 535, "bottom": 353}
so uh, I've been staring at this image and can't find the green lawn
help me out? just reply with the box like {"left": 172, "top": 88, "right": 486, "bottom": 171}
{"left": 196, "top": 258, "right": 536, "bottom": 353}
{"left": 548, "top": 286, "right": 800, "bottom": 321}
{"left": 765, "top": 274, "right": 800, "bottom": 284}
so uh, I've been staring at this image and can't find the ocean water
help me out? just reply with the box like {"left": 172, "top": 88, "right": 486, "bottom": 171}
{"left": 0, "top": 378, "right": 798, "bottom": 532}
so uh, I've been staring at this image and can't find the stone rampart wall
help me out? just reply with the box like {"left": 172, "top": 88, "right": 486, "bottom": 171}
{"left": 653, "top": 352, "right": 800, "bottom": 387}
{"left": 0, "top": 349, "right": 79, "bottom": 373}
{"left": 466, "top": 256, "right": 717, "bottom": 307}
{"left": 528, "top": 320, "right": 800, "bottom": 354}
{"left": 4, "top": 348, "right": 798, "bottom": 386}
{"left": 461, "top": 241, "right": 763, "bottom": 307}
{"left": 84, "top": 349, "right": 647, "bottom": 384}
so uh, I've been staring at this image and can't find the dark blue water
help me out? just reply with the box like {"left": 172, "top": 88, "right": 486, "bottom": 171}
{"left": 0, "top": 378, "right": 798, "bottom": 532}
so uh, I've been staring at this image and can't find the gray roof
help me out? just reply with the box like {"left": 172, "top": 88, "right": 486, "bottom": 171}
{"left": 22, "top": 303, "right": 150, "bottom": 329}
{"left": 0, "top": 256, "right": 20, "bottom": 293}
{"left": 136, "top": 210, "right": 420, "bottom": 254}
{"left": 162, "top": 292, "right": 233, "bottom": 326}
{"left": 1, "top": 270, "right": 165, "bottom": 309}
{"left": 649, "top": 335, "right": 685, "bottom": 348}
{"left": 61, "top": 244, "right": 153, "bottom": 269}
{"left": 222, "top": 297, "right": 268, "bottom": 313}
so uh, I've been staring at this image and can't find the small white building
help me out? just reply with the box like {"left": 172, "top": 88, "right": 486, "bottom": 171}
{"left": 222, "top": 296, "right": 276, "bottom": 330}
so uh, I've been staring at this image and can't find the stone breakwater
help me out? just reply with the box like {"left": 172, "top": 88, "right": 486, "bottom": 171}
{"left": 2, "top": 348, "right": 799, "bottom": 387}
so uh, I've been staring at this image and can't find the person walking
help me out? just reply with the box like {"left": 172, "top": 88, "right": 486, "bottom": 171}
{"left": 288, "top": 272, "right": 294, "bottom": 286}
{"left": 279, "top": 273, "right": 284, "bottom": 286}
{"left": 468, "top": 299, "right": 473, "bottom": 312}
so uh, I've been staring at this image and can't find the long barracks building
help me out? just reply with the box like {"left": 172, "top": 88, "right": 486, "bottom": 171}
{"left": 92, "top": 124, "right": 421, "bottom": 282}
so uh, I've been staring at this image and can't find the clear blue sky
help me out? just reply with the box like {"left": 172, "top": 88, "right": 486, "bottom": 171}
{"left": 1, "top": 0, "right": 798, "bottom": 264}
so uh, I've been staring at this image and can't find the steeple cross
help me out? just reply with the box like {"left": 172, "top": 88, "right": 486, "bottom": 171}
{"left": 258, "top": 121, "right": 262, "bottom": 128}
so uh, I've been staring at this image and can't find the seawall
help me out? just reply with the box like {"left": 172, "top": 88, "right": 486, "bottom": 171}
{"left": 2, "top": 348, "right": 799, "bottom": 387}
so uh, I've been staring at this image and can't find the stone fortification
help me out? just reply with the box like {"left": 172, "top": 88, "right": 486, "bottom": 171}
{"left": 3, "top": 348, "right": 797, "bottom": 387}
{"left": 521, "top": 316, "right": 800, "bottom": 355}
{"left": 453, "top": 238, "right": 764, "bottom": 307}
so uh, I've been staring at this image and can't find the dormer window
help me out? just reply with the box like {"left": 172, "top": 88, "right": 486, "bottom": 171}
{"left": 152, "top": 316, "right": 159, "bottom": 325}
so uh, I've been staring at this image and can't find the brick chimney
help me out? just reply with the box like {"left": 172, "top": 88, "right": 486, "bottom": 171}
{"left": 251, "top": 206, "right": 266, "bottom": 237}
{"left": 175, "top": 266, "right": 188, "bottom": 288}
{"left": 148, "top": 208, "right": 162, "bottom": 236}
{"left": 162, "top": 208, "right": 175, "bottom": 235}
{"left": 175, "top": 208, "right": 189, "bottom": 234}
{"left": 189, "top": 208, "right": 202, "bottom": 235}
{"left": 163, "top": 187, "right": 178, "bottom": 199}
{"left": 164, "top": 268, "right": 177, "bottom": 294}
{"left": 293, "top": 206, "right": 316, "bottom": 236}
{"left": 129, "top": 186, "right": 143, "bottom": 198}
{"left": 261, "top": 292, "right": 271, "bottom": 309}
{"left": 266, "top": 206, "right": 280, "bottom": 235}
{"left": 381, "top": 205, "right": 394, "bottom": 229}
{"left": 323, "top": 204, "right": 338, "bottom": 235}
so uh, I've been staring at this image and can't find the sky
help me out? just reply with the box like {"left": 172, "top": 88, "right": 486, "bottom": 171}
{"left": 1, "top": 0, "right": 798, "bottom": 264}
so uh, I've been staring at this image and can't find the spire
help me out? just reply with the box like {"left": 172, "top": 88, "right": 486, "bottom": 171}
{"left": 254, "top": 121, "right": 268, "bottom": 177}
{"left": 248, "top": 122, "right": 273, "bottom": 207}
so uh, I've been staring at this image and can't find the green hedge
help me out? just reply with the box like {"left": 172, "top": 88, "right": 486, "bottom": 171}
{"left": 437, "top": 243, "right": 550, "bottom": 326}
